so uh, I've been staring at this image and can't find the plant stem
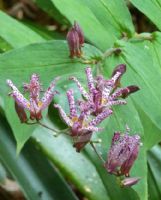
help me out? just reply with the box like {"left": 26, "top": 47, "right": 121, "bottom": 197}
{"left": 90, "top": 141, "right": 105, "bottom": 164}
{"left": 103, "top": 47, "right": 121, "bottom": 59}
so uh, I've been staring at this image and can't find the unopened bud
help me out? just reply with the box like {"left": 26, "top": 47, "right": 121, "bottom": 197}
{"left": 15, "top": 102, "right": 28, "bottom": 123}
{"left": 121, "top": 85, "right": 140, "bottom": 98}
{"left": 66, "top": 21, "right": 84, "bottom": 58}
{"left": 112, "top": 64, "right": 126, "bottom": 77}
{"left": 121, "top": 177, "right": 140, "bottom": 187}
{"left": 74, "top": 21, "right": 84, "bottom": 46}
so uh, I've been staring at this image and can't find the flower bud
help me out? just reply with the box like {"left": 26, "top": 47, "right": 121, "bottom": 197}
{"left": 105, "top": 130, "right": 141, "bottom": 177}
{"left": 66, "top": 21, "right": 84, "bottom": 58}
{"left": 121, "top": 177, "right": 140, "bottom": 187}
{"left": 121, "top": 85, "right": 140, "bottom": 98}
{"left": 111, "top": 64, "right": 126, "bottom": 89}
{"left": 74, "top": 21, "right": 84, "bottom": 46}
{"left": 112, "top": 64, "right": 126, "bottom": 77}
{"left": 15, "top": 102, "right": 28, "bottom": 123}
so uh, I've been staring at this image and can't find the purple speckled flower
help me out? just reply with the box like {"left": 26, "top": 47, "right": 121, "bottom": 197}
{"left": 7, "top": 74, "right": 59, "bottom": 122}
{"left": 70, "top": 65, "right": 139, "bottom": 116}
{"left": 105, "top": 129, "right": 141, "bottom": 177}
{"left": 66, "top": 21, "right": 84, "bottom": 58}
{"left": 54, "top": 89, "right": 112, "bottom": 152}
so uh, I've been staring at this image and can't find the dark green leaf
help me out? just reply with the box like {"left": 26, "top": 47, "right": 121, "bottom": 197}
{"left": 0, "top": 116, "right": 78, "bottom": 200}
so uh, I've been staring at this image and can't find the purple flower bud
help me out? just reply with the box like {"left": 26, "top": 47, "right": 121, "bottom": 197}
{"left": 15, "top": 102, "right": 28, "bottom": 123}
{"left": 121, "top": 85, "right": 140, "bottom": 98}
{"left": 73, "top": 21, "right": 84, "bottom": 46}
{"left": 111, "top": 64, "right": 126, "bottom": 89}
{"left": 121, "top": 177, "right": 140, "bottom": 187}
{"left": 66, "top": 21, "right": 84, "bottom": 58}
{"left": 105, "top": 130, "right": 141, "bottom": 177}
{"left": 112, "top": 64, "right": 126, "bottom": 77}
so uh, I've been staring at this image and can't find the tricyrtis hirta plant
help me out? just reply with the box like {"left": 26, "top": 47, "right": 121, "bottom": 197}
{"left": 6, "top": 21, "right": 142, "bottom": 188}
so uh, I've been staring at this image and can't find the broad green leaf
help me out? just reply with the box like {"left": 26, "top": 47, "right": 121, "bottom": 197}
{"left": 130, "top": 0, "right": 161, "bottom": 30}
{"left": 0, "top": 116, "right": 78, "bottom": 200}
{"left": 46, "top": 0, "right": 117, "bottom": 50}
{"left": 0, "top": 11, "right": 45, "bottom": 48}
{"left": 32, "top": 126, "right": 110, "bottom": 200}
{"left": 112, "top": 39, "right": 161, "bottom": 148}
{"left": 0, "top": 40, "right": 102, "bottom": 150}
{"left": 100, "top": 57, "right": 147, "bottom": 199}
{"left": 81, "top": 0, "right": 134, "bottom": 37}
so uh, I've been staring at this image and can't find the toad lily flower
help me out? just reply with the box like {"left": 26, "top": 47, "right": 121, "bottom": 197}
{"left": 7, "top": 74, "right": 59, "bottom": 122}
{"left": 70, "top": 65, "right": 139, "bottom": 116}
{"left": 66, "top": 21, "right": 84, "bottom": 58}
{"left": 54, "top": 89, "right": 112, "bottom": 152}
{"left": 105, "top": 128, "right": 141, "bottom": 180}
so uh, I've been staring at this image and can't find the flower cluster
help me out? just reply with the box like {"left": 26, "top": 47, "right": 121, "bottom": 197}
{"left": 7, "top": 74, "right": 59, "bottom": 122}
{"left": 66, "top": 21, "right": 84, "bottom": 58}
{"left": 54, "top": 89, "right": 112, "bottom": 152}
{"left": 105, "top": 128, "right": 141, "bottom": 186}
{"left": 70, "top": 65, "right": 139, "bottom": 116}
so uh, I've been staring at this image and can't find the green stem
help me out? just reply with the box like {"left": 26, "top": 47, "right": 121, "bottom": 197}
{"left": 103, "top": 47, "right": 121, "bottom": 59}
{"left": 90, "top": 141, "right": 105, "bottom": 164}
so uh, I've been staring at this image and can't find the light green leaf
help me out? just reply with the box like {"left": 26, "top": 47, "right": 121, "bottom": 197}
{"left": 0, "top": 11, "right": 45, "bottom": 48}
{"left": 47, "top": 0, "right": 116, "bottom": 50}
{"left": 82, "top": 0, "right": 134, "bottom": 37}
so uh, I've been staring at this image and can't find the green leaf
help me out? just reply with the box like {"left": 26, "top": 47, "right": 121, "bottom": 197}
{"left": 110, "top": 39, "right": 161, "bottom": 149}
{"left": 45, "top": 0, "right": 117, "bottom": 50}
{"left": 0, "top": 116, "right": 78, "bottom": 200}
{"left": 130, "top": 0, "right": 161, "bottom": 30}
{"left": 32, "top": 126, "right": 110, "bottom": 200}
{"left": 81, "top": 0, "right": 134, "bottom": 37}
{"left": 100, "top": 58, "right": 147, "bottom": 199}
{"left": 0, "top": 11, "right": 45, "bottom": 48}
{"left": 43, "top": 0, "right": 135, "bottom": 50}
